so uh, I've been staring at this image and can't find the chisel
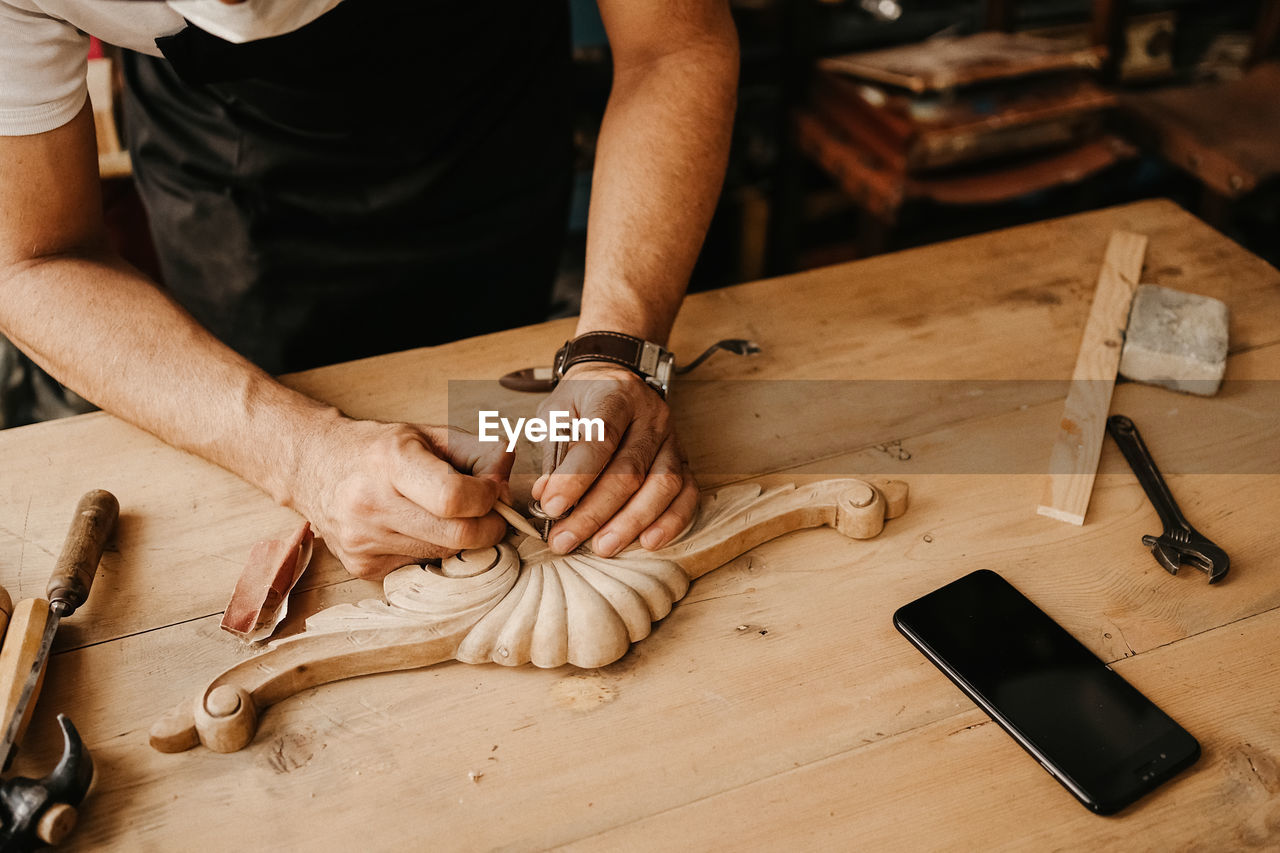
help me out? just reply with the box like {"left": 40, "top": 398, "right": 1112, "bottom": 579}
{"left": 493, "top": 499, "right": 542, "bottom": 540}
{"left": 0, "top": 490, "right": 118, "bottom": 769}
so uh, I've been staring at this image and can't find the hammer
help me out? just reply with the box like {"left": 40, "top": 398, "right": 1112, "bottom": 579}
{"left": 0, "top": 715, "right": 92, "bottom": 850}
{"left": 0, "top": 490, "right": 117, "bottom": 849}
{"left": 0, "top": 586, "right": 92, "bottom": 849}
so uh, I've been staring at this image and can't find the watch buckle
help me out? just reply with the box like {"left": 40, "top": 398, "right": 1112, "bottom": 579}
{"left": 551, "top": 342, "right": 570, "bottom": 382}
{"left": 641, "top": 343, "right": 674, "bottom": 394}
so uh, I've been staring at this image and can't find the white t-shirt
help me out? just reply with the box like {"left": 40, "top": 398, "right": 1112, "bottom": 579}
{"left": 0, "top": 0, "right": 344, "bottom": 136}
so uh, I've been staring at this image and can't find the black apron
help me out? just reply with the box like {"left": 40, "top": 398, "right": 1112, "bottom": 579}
{"left": 122, "top": 1, "right": 573, "bottom": 374}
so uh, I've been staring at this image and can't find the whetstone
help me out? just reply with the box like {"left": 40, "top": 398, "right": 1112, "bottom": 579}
{"left": 1037, "top": 230, "right": 1147, "bottom": 525}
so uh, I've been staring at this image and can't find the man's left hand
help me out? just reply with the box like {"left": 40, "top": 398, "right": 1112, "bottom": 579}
{"left": 530, "top": 363, "right": 698, "bottom": 556}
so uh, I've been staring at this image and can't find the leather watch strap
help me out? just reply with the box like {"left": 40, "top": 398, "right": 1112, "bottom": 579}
{"left": 556, "top": 332, "right": 673, "bottom": 398}
{"left": 558, "top": 332, "right": 649, "bottom": 373}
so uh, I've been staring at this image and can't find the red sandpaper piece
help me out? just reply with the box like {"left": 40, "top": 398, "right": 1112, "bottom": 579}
{"left": 221, "top": 521, "right": 314, "bottom": 643}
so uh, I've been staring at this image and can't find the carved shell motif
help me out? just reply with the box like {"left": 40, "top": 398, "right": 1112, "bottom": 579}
{"left": 389, "top": 539, "right": 689, "bottom": 669}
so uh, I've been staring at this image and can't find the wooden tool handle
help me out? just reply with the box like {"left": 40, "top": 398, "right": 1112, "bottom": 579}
{"left": 0, "top": 584, "right": 13, "bottom": 652}
{"left": 46, "top": 489, "right": 119, "bottom": 617}
{"left": 0, "top": 598, "right": 51, "bottom": 762}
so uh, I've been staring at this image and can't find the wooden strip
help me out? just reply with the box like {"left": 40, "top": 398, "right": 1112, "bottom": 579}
{"left": 1037, "top": 230, "right": 1147, "bottom": 524}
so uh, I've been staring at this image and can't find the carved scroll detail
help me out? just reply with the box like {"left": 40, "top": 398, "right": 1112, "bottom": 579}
{"left": 150, "top": 478, "right": 906, "bottom": 754}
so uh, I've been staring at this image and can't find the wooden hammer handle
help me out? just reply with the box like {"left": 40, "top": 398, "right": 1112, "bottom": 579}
{"left": 46, "top": 490, "right": 119, "bottom": 616}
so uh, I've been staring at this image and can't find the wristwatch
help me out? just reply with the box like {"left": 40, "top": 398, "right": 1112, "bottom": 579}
{"left": 499, "top": 336, "right": 759, "bottom": 397}
{"left": 553, "top": 331, "right": 675, "bottom": 399}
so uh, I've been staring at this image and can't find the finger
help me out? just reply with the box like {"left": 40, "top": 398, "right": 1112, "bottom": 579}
{"left": 393, "top": 438, "right": 498, "bottom": 519}
{"left": 432, "top": 425, "right": 514, "bottom": 505}
{"left": 333, "top": 552, "right": 410, "bottom": 581}
{"left": 587, "top": 441, "right": 690, "bottom": 557}
{"left": 536, "top": 390, "right": 632, "bottom": 517}
{"left": 537, "top": 440, "right": 614, "bottom": 519}
{"left": 472, "top": 446, "right": 515, "bottom": 503}
{"left": 321, "top": 528, "right": 450, "bottom": 581}
{"left": 336, "top": 543, "right": 470, "bottom": 580}
{"left": 529, "top": 443, "right": 559, "bottom": 503}
{"left": 329, "top": 511, "right": 507, "bottom": 579}
{"left": 545, "top": 426, "right": 667, "bottom": 554}
{"left": 337, "top": 549, "right": 448, "bottom": 581}
{"left": 638, "top": 465, "right": 700, "bottom": 550}
{"left": 383, "top": 499, "right": 509, "bottom": 552}
{"left": 426, "top": 426, "right": 490, "bottom": 471}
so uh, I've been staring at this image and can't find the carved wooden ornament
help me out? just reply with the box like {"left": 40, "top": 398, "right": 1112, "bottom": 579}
{"left": 150, "top": 478, "right": 907, "bottom": 754}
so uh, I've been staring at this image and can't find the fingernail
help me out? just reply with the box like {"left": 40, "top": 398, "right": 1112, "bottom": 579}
{"left": 543, "top": 496, "right": 568, "bottom": 517}
{"left": 595, "top": 532, "right": 619, "bottom": 556}
{"left": 640, "top": 529, "right": 664, "bottom": 549}
{"left": 552, "top": 531, "right": 578, "bottom": 553}
{"left": 532, "top": 474, "right": 548, "bottom": 497}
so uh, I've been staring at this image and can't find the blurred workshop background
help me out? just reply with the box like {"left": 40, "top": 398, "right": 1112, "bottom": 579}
{"left": 91, "top": 0, "right": 1280, "bottom": 317}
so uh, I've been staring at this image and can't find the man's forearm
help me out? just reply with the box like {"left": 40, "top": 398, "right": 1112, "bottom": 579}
{"left": 3, "top": 248, "right": 512, "bottom": 577}
{"left": 532, "top": 9, "right": 737, "bottom": 556}
{"left": 577, "top": 33, "right": 739, "bottom": 344}
{"left": 2, "top": 105, "right": 505, "bottom": 579}
{"left": 0, "top": 249, "right": 336, "bottom": 507}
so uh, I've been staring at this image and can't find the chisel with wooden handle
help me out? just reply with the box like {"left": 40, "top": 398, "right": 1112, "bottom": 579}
{"left": 0, "top": 490, "right": 118, "bottom": 769}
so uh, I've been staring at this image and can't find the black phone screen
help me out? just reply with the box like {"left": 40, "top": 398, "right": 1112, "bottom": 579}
{"left": 893, "top": 570, "right": 1199, "bottom": 814}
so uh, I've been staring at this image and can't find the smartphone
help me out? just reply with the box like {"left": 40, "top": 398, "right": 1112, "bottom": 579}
{"left": 893, "top": 569, "right": 1199, "bottom": 815}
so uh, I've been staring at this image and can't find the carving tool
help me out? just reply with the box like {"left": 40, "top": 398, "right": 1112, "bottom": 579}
{"left": 525, "top": 499, "right": 560, "bottom": 542}
{"left": 493, "top": 499, "right": 542, "bottom": 540}
{"left": 0, "top": 586, "right": 12, "bottom": 651}
{"left": 672, "top": 339, "right": 761, "bottom": 374}
{"left": 527, "top": 440, "right": 570, "bottom": 541}
{"left": 0, "top": 490, "right": 119, "bottom": 770}
{"left": 1106, "top": 416, "right": 1229, "bottom": 583}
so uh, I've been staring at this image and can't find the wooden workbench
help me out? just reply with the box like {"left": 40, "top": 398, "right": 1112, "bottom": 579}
{"left": 1, "top": 200, "right": 1277, "bottom": 849}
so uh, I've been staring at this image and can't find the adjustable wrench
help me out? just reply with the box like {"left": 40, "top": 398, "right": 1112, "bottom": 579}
{"left": 1106, "top": 415, "right": 1229, "bottom": 584}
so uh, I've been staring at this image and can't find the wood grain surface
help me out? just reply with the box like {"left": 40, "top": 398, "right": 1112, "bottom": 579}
{"left": 1, "top": 201, "right": 1277, "bottom": 849}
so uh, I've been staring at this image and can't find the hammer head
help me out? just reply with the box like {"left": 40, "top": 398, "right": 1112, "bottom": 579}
{"left": 0, "top": 715, "right": 94, "bottom": 850}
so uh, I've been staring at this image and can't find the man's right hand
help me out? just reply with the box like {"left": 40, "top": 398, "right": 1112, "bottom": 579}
{"left": 294, "top": 420, "right": 512, "bottom": 579}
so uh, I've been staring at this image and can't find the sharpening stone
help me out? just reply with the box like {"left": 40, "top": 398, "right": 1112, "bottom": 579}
{"left": 1119, "top": 284, "right": 1229, "bottom": 396}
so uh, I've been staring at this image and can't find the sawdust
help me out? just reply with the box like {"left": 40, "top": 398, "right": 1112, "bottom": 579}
{"left": 549, "top": 672, "right": 620, "bottom": 711}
